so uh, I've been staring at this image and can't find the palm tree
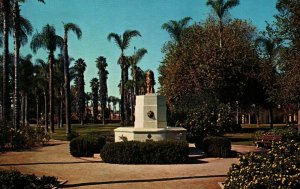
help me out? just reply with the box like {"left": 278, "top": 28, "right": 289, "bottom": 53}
{"left": 1, "top": 0, "right": 10, "bottom": 123}
{"left": 35, "top": 59, "right": 49, "bottom": 132}
{"left": 74, "top": 58, "right": 86, "bottom": 126}
{"left": 96, "top": 56, "right": 109, "bottom": 125}
{"left": 107, "top": 30, "right": 141, "bottom": 125}
{"left": 129, "top": 47, "right": 147, "bottom": 96}
{"left": 206, "top": 0, "right": 240, "bottom": 47}
{"left": 161, "top": 17, "right": 192, "bottom": 43}
{"left": 30, "top": 24, "right": 63, "bottom": 133}
{"left": 63, "top": 22, "right": 82, "bottom": 136}
{"left": 90, "top": 78, "right": 99, "bottom": 123}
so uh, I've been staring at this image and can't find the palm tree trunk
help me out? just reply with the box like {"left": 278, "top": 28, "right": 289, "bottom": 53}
{"left": 59, "top": 86, "right": 63, "bottom": 128}
{"left": 24, "top": 93, "right": 28, "bottom": 125}
{"left": 44, "top": 89, "right": 48, "bottom": 133}
{"left": 219, "top": 20, "right": 223, "bottom": 48}
{"left": 21, "top": 92, "right": 25, "bottom": 125}
{"left": 63, "top": 36, "right": 72, "bottom": 136}
{"left": 2, "top": 0, "right": 10, "bottom": 123}
{"left": 36, "top": 97, "right": 39, "bottom": 126}
{"left": 49, "top": 52, "right": 55, "bottom": 132}
{"left": 13, "top": 0, "right": 21, "bottom": 129}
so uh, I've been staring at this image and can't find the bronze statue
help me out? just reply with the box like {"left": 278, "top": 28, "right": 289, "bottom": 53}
{"left": 146, "top": 70, "right": 155, "bottom": 94}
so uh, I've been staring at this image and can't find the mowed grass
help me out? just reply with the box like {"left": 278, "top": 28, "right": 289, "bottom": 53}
{"left": 225, "top": 123, "right": 290, "bottom": 146}
{"left": 49, "top": 123, "right": 120, "bottom": 141}
{"left": 48, "top": 123, "right": 292, "bottom": 145}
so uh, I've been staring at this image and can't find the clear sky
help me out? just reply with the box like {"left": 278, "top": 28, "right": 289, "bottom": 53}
{"left": 19, "top": 0, "right": 279, "bottom": 98}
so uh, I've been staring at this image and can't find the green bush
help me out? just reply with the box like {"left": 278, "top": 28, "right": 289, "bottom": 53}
{"left": 100, "top": 140, "right": 189, "bottom": 164}
{"left": 202, "top": 136, "right": 231, "bottom": 157}
{"left": 224, "top": 140, "right": 300, "bottom": 189}
{"left": 268, "top": 127, "right": 299, "bottom": 141}
{"left": 0, "top": 170, "right": 59, "bottom": 189}
{"left": 70, "top": 135, "right": 106, "bottom": 157}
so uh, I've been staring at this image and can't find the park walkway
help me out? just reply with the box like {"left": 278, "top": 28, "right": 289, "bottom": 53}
{"left": 0, "top": 141, "right": 263, "bottom": 189}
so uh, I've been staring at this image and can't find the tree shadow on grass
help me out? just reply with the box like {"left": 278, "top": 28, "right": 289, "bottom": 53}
{"left": 61, "top": 174, "right": 227, "bottom": 188}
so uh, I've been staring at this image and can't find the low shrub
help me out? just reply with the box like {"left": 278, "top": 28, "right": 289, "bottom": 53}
{"left": 70, "top": 135, "right": 106, "bottom": 157}
{"left": 224, "top": 140, "right": 300, "bottom": 189}
{"left": 268, "top": 127, "right": 299, "bottom": 141}
{"left": 100, "top": 140, "right": 189, "bottom": 164}
{"left": 202, "top": 136, "right": 231, "bottom": 157}
{"left": 67, "top": 131, "right": 79, "bottom": 141}
{"left": 0, "top": 170, "right": 59, "bottom": 189}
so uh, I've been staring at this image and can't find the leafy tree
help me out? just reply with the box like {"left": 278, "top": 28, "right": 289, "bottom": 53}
{"left": 107, "top": 30, "right": 141, "bottom": 125}
{"left": 30, "top": 24, "right": 63, "bottom": 132}
{"left": 96, "top": 56, "right": 108, "bottom": 125}
{"left": 63, "top": 22, "right": 82, "bottom": 136}
{"left": 90, "top": 78, "right": 99, "bottom": 123}
{"left": 206, "top": 0, "right": 240, "bottom": 47}
{"left": 159, "top": 18, "right": 259, "bottom": 132}
{"left": 74, "top": 58, "right": 86, "bottom": 126}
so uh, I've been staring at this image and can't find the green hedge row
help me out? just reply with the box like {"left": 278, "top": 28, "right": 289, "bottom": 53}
{"left": 100, "top": 140, "right": 189, "bottom": 164}
{"left": 202, "top": 136, "right": 231, "bottom": 157}
{"left": 69, "top": 134, "right": 106, "bottom": 157}
{"left": 0, "top": 170, "right": 59, "bottom": 189}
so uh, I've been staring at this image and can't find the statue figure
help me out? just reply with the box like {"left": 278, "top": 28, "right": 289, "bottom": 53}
{"left": 145, "top": 70, "right": 155, "bottom": 94}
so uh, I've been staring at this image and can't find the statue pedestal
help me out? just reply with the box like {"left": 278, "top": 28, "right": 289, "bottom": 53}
{"left": 114, "top": 94, "right": 186, "bottom": 142}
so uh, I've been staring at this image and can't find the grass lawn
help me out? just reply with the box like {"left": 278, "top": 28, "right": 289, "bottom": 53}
{"left": 49, "top": 123, "right": 120, "bottom": 141}
{"left": 48, "top": 123, "right": 291, "bottom": 145}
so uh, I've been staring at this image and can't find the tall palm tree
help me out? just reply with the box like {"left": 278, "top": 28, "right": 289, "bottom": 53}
{"left": 12, "top": 0, "right": 36, "bottom": 128}
{"left": 1, "top": 0, "right": 10, "bottom": 123}
{"left": 107, "top": 30, "right": 141, "bottom": 125}
{"left": 129, "top": 47, "right": 147, "bottom": 96}
{"left": 63, "top": 22, "right": 82, "bottom": 136}
{"left": 74, "top": 58, "right": 86, "bottom": 126}
{"left": 161, "top": 17, "right": 192, "bottom": 43}
{"left": 206, "top": 0, "right": 240, "bottom": 48}
{"left": 96, "top": 56, "right": 108, "bottom": 125}
{"left": 30, "top": 24, "right": 63, "bottom": 133}
{"left": 90, "top": 77, "right": 99, "bottom": 123}
{"left": 35, "top": 58, "right": 49, "bottom": 132}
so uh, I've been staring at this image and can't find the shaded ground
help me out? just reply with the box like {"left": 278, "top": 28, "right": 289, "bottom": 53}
{"left": 0, "top": 141, "right": 264, "bottom": 189}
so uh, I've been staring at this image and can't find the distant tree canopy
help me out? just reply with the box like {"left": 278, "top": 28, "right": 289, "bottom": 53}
{"left": 159, "top": 17, "right": 261, "bottom": 112}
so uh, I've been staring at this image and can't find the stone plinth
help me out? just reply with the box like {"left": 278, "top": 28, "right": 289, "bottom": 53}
{"left": 114, "top": 127, "right": 186, "bottom": 142}
{"left": 114, "top": 94, "right": 186, "bottom": 142}
{"left": 134, "top": 94, "right": 167, "bottom": 129}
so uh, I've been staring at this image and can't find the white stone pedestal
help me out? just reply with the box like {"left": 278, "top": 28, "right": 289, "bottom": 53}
{"left": 114, "top": 94, "right": 186, "bottom": 142}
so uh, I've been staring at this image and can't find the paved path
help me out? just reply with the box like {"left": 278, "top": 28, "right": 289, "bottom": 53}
{"left": 0, "top": 141, "right": 262, "bottom": 189}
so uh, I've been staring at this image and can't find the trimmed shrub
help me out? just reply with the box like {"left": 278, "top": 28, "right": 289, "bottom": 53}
{"left": 70, "top": 135, "right": 106, "bottom": 157}
{"left": 202, "top": 136, "right": 231, "bottom": 157}
{"left": 100, "top": 140, "right": 189, "bottom": 164}
{"left": 268, "top": 127, "right": 299, "bottom": 141}
{"left": 224, "top": 140, "right": 300, "bottom": 189}
{"left": 0, "top": 170, "right": 59, "bottom": 189}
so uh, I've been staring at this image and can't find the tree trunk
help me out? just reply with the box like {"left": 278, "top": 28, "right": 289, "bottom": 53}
{"left": 2, "top": 0, "right": 10, "bottom": 123}
{"left": 64, "top": 32, "right": 72, "bottom": 136}
{"left": 36, "top": 97, "right": 39, "bottom": 126}
{"left": 21, "top": 92, "right": 25, "bottom": 126}
{"left": 24, "top": 93, "right": 28, "bottom": 126}
{"left": 123, "top": 64, "right": 130, "bottom": 125}
{"left": 269, "top": 106, "right": 274, "bottom": 129}
{"left": 59, "top": 86, "right": 63, "bottom": 128}
{"left": 44, "top": 89, "right": 48, "bottom": 133}
{"left": 49, "top": 52, "right": 55, "bottom": 132}
{"left": 13, "top": 0, "right": 21, "bottom": 129}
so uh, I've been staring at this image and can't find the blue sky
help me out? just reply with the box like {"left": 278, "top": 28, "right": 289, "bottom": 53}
{"left": 19, "top": 0, "right": 279, "bottom": 98}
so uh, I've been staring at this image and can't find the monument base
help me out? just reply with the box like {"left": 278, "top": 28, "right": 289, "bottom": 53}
{"left": 114, "top": 127, "right": 186, "bottom": 142}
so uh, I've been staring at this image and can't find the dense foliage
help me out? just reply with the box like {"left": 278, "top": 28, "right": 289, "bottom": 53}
{"left": 69, "top": 134, "right": 106, "bottom": 157}
{"left": 202, "top": 136, "right": 232, "bottom": 157}
{"left": 0, "top": 122, "right": 50, "bottom": 151}
{"left": 254, "top": 127, "right": 300, "bottom": 142}
{"left": 100, "top": 140, "right": 189, "bottom": 164}
{"left": 224, "top": 140, "right": 300, "bottom": 188}
{"left": 0, "top": 170, "right": 59, "bottom": 189}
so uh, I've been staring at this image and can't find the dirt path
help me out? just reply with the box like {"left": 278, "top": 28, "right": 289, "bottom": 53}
{"left": 0, "top": 141, "right": 261, "bottom": 189}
